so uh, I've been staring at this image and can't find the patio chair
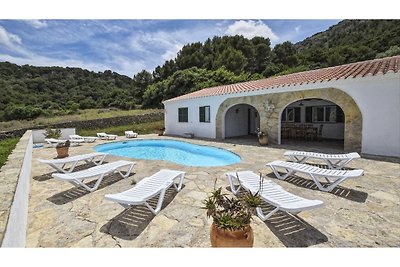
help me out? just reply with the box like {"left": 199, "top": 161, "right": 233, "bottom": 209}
{"left": 317, "top": 124, "right": 323, "bottom": 141}
{"left": 97, "top": 132, "right": 118, "bottom": 140}
{"left": 266, "top": 160, "right": 364, "bottom": 192}
{"left": 125, "top": 131, "right": 138, "bottom": 138}
{"left": 45, "top": 138, "right": 68, "bottom": 148}
{"left": 225, "top": 171, "right": 323, "bottom": 221}
{"left": 46, "top": 137, "right": 84, "bottom": 147}
{"left": 69, "top": 134, "right": 98, "bottom": 143}
{"left": 105, "top": 169, "right": 185, "bottom": 215}
{"left": 284, "top": 150, "right": 361, "bottom": 169}
{"left": 52, "top": 160, "right": 136, "bottom": 192}
{"left": 38, "top": 152, "right": 108, "bottom": 173}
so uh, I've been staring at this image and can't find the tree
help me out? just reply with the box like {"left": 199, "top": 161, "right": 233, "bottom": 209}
{"left": 132, "top": 70, "right": 153, "bottom": 102}
{"left": 4, "top": 105, "right": 44, "bottom": 121}
{"left": 152, "top": 60, "right": 177, "bottom": 82}
{"left": 263, "top": 63, "right": 286, "bottom": 77}
{"left": 375, "top": 45, "right": 400, "bottom": 58}
{"left": 215, "top": 47, "right": 247, "bottom": 75}
{"left": 175, "top": 42, "right": 204, "bottom": 69}
{"left": 143, "top": 80, "right": 168, "bottom": 108}
{"left": 253, "top": 43, "right": 272, "bottom": 73}
{"left": 78, "top": 97, "right": 97, "bottom": 109}
{"left": 272, "top": 41, "right": 298, "bottom": 67}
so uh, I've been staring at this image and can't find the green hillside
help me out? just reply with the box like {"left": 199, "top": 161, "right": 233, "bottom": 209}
{"left": 1, "top": 19, "right": 399, "bottom": 122}
{"left": 295, "top": 20, "right": 400, "bottom": 68}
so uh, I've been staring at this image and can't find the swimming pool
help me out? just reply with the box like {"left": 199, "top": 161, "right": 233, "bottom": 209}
{"left": 94, "top": 139, "right": 241, "bottom": 167}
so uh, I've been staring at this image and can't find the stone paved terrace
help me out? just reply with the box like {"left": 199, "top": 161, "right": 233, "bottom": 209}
{"left": 27, "top": 135, "right": 400, "bottom": 247}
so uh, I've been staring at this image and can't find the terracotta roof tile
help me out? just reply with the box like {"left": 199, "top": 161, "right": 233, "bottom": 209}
{"left": 165, "top": 56, "right": 400, "bottom": 102}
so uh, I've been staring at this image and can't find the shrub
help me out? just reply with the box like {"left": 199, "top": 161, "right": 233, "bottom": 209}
{"left": 43, "top": 128, "right": 61, "bottom": 139}
{"left": 203, "top": 176, "right": 262, "bottom": 230}
{"left": 3, "top": 105, "right": 44, "bottom": 121}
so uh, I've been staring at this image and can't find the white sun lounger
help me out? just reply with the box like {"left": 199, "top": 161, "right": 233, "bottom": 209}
{"left": 45, "top": 138, "right": 84, "bottom": 147}
{"left": 38, "top": 152, "right": 108, "bottom": 173}
{"left": 125, "top": 131, "right": 138, "bottom": 138}
{"left": 226, "top": 171, "right": 323, "bottom": 221}
{"left": 284, "top": 150, "right": 361, "bottom": 169}
{"left": 105, "top": 169, "right": 185, "bottom": 215}
{"left": 52, "top": 160, "right": 136, "bottom": 192}
{"left": 45, "top": 138, "right": 67, "bottom": 147}
{"left": 69, "top": 134, "right": 98, "bottom": 143}
{"left": 97, "top": 132, "right": 117, "bottom": 140}
{"left": 266, "top": 160, "right": 364, "bottom": 192}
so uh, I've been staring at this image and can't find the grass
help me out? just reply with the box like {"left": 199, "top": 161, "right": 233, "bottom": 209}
{"left": 0, "top": 108, "right": 162, "bottom": 132}
{"left": 77, "top": 120, "right": 165, "bottom": 137}
{"left": 0, "top": 137, "right": 20, "bottom": 169}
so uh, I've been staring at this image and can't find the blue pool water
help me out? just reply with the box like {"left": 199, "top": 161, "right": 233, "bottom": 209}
{"left": 94, "top": 139, "right": 241, "bottom": 167}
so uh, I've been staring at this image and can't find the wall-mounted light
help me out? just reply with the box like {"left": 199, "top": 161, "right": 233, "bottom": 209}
{"left": 299, "top": 102, "right": 304, "bottom": 106}
{"left": 235, "top": 109, "right": 239, "bottom": 114}
{"left": 265, "top": 100, "right": 275, "bottom": 113}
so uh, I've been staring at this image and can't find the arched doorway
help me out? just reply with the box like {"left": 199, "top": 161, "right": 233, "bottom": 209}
{"left": 280, "top": 98, "right": 345, "bottom": 148}
{"left": 215, "top": 88, "right": 362, "bottom": 152}
{"left": 224, "top": 104, "right": 260, "bottom": 138}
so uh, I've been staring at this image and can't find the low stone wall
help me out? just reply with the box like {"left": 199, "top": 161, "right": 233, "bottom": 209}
{"left": 0, "top": 111, "right": 164, "bottom": 141}
{"left": 0, "top": 130, "right": 32, "bottom": 247}
{"left": 52, "top": 111, "right": 164, "bottom": 130}
{"left": 0, "top": 129, "right": 27, "bottom": 140}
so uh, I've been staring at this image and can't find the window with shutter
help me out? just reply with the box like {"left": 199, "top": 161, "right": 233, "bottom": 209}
{"left": 178, "top": 107, "right": 188, "bottom": 122}
{"left": 199, "top": 106, "right": 210, "bottom": 123}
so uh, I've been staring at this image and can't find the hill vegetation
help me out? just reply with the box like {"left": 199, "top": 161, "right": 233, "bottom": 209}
{"left": 1, "top": 19, "right": 399, "bottom": 122}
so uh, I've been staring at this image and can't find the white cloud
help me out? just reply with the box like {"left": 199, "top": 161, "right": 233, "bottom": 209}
{"left": 129, "top": 30, "right": 188, "bottom": 64}
{"left": 0, "top": 26, "right": 22, "bottom": 48}
{"left": 162, "top": 43, "right": 183, "bottom": 61}
{"left": 0, "top": 52, "right": 116, "bottom": 74}
{"left": 2, "top": 20, "right": 282, "bottom": 76}
{"left": 225, "top": 20, "right": 279, "bottom": 41}
{"left": 130, "top": 30, "right": 183, "bottom": 53}
{"left": 108, "top": 55, "right": 148, "bottom": 76}
{"left": 25, "top": 20, "right": 48, "bottom": 29}
{"left": 0, "top": 48, "right": 150, "bottom": 77}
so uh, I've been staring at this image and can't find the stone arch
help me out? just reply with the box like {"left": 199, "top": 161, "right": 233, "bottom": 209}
{"left": 216, "top": 96, "right": 266, "bottom": 139}
{"left": 215, "top": 88, "right": 362, "bottom": 151}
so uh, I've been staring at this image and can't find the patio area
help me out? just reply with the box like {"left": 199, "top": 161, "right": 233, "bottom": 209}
{"left": 27, "top": 134, "right": 400, "bottom": 247}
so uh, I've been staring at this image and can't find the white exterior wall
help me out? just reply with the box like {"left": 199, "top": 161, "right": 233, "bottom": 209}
{"left": 32, "top": 128, "right": 76, "bottom": 143}
{"left": 164, "top": 73, "right": 400, "bottom": 157}
{"left": 164, "top": 95, "right": 227, "bottom": 139}
{"left": 339, "top": 74, "right": 400, "bottom": 157}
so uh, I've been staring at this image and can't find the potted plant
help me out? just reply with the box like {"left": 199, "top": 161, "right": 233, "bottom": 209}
{"left": 43, "top": 128, "right": 70, "bottom": 158}
{"left": 156, "top": 127, "right": 165, "bottom": 136}
{"left": 55, "top": 140, "right": 70, "bottom": 158}
{"left": 203, "top": 179, "right": 262, "bottom": 247}
{"left": 256, "top": 128, "right": 268, "bottom": 146}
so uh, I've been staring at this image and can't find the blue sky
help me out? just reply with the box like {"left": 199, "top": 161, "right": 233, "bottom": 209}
{"left": 0, "top": 20, "right": 340, "bottom": 77}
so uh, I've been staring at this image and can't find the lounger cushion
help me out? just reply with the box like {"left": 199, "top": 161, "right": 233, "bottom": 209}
{"left": 39, "top": 152, "right": 106, "bottom": 165}
{"left": 52, "top": 160, "right": 133, "bottom": 181}
{"left": 267, "top": 160, "right": 364, "bottom": 177}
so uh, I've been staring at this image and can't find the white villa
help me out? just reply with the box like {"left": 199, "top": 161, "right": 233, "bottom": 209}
{"left": 163, "top": 56, "right": 400, "bottom": 158}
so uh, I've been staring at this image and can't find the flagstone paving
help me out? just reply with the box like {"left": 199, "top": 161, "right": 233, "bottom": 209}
{"left": 27, "top": 134, "right": 400, "bottom": 247}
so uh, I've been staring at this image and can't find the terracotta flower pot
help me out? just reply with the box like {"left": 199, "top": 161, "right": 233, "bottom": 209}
{"left": 258, "top": 135, "right": 268, "bottom": 146}
{"left": 56, "top": 147, "right": 69, "bottom": 158}
{"left": 210, "top": 223, "right": 254, "bottom": 247}
{"left": 156, "top": 129, "right": 164, "bottom": 136}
